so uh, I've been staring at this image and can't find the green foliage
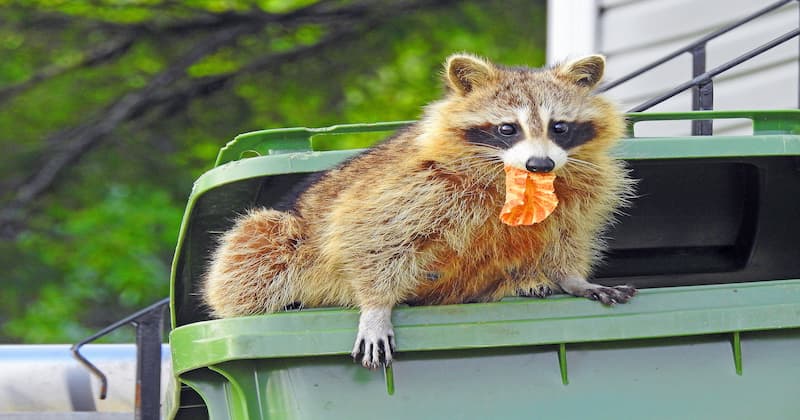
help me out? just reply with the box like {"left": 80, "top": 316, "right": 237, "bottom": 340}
{"left": 4, "top": 185, "right": 181, "bottom": 342}
{"left": 0, "top": 0, "right": 545, "bottom": 343}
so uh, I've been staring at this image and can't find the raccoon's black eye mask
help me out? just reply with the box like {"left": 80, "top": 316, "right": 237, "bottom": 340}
{"left": 463, "top": 120, "right": 596, "bottom": 150}
{"left": 548, "top": 120, "right": 596, "bottom": 150}
{"left": 463, "top": 123, "right": 521, "bottom": 149}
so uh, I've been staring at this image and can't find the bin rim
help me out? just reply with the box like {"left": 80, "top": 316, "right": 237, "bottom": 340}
{"left": 170, "top": 278, "right": 800, "bottom": 374}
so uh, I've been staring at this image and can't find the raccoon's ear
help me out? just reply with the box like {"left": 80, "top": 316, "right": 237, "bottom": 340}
{"left": 557, "top": 54, "right": 606, "bottom": 89}
{"left": 445, "top": 54, "right": 496, "bottom": 95}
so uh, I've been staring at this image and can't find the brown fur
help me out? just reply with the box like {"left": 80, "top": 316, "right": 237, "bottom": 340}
{"left": 204, "top": 54, "right": 633, "bottom": 323}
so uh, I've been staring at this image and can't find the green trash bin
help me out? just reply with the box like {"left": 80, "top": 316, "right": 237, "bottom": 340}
{"left": 166, "top": 110, "right": 800, "bottom": 420}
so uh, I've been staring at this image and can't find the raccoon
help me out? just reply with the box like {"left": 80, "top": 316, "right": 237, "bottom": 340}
{"left": 203, "top": 53, "right": 636, "bottom": 369}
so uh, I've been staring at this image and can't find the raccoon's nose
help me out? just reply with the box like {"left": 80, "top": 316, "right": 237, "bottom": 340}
{"left": 525, "top": 157, "right": 555, "bottom": 173}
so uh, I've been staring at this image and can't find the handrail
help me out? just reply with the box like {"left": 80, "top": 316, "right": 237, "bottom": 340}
{"left": 598, "top": 0, "right": 795, "bottom": 92}
{"left": 628, "top": 29, "right": 800, "bottom": 113}
{"left": 71, "top": 297, "right": 168, "bottom": 420}
{"left": 598, "top": 0, "right": 799, "bottom": 135}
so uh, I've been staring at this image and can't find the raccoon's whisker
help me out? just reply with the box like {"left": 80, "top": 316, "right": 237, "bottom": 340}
{"left": 475, "top": 129, "right": 511, "bottom": 148}
{"left": 432, "top": 156, "right": 497, "bottom": 171}
{"left": 450, "top": 154, "right": 503, "bottom": 168}
{"left": 561, "top": 166, "right": 582, "bottom": 179}
{"left": 468, "top": 142, "right": 505, "bottom": 154}
{"left": 476, "top": 170, "right": 496, "bottom": 187}
{"left": 449, "top": 158, "right": 491, "bottom": 170}
{"left": 458, "top": 162, "right": 489, "bottom": 183}
{"left": 457, "top": 153, "right": 500, "bottom": 161}
{"left": 469, "top": 156, "right": 503, "bottom": 165}
{"left": 468, "top": 164, "right": 503, "bottom": 188}
{"left": 477, "top": 152, "right": 504, "bottom": 162}
{"left": 565, "top": 159, "right": 604, "bottom": 175}
{"left": 458, "top": 150, "right": 501, "bottom": 159}
{"left": 567, "top": 157, "right": 602, "bottom": 170}
{"left": 460, "top": 163, "right": 501, "bottom": 177}
{"left": 453, "top": 155, "right": 502, "bottom": 189}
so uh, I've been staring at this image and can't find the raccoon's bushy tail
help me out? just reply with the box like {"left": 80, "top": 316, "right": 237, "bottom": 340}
{"left": 203, "top": 208, "right": 304, "bottom": 318}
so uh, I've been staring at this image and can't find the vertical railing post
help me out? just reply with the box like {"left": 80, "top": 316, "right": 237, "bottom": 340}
{"left": 691, "top": 45, "right": 714, "bottom": 135}
{"left": 134, "top": 303, "right": 166, "bottom": 420}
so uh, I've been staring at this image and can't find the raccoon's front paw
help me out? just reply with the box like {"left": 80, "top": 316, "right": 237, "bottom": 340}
{"left": 557, "top": 274, "right": 637, "bottom": 305}
{"left": 351, "top": 307, "right": 396, "bottom": 370}
{"left": 583, "top": 284, "right": 637, "bottom": 305}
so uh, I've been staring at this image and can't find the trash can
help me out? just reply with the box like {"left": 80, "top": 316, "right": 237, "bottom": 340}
{"left": 166, "top": 110, "right": 800, "bottom": 420}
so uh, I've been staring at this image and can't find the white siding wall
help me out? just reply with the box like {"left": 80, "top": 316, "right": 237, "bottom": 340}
{"left": 548, "top": 0, "right": 799, "bottom": 136}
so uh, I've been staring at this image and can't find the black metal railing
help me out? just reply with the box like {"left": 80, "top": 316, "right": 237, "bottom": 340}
{"left": 71, "top": 297, "right": 169, "bottom": 420}
{"left": 598, "top": 0, "right": 800, "bottom": 135}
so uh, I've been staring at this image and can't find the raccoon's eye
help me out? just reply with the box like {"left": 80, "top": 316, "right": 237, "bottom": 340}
{"left": 551, "top": 121, "right": 570, "bottom": 134}
{"left": 498, "top": 123, "right": 517, "bottom": 136}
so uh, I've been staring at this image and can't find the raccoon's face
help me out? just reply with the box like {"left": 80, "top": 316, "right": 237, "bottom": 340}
{"left": 460, "top": 108, "right": 597, "bottom": 173}
{"left": 437, "top": 54, "right": 620, "bottom": 174}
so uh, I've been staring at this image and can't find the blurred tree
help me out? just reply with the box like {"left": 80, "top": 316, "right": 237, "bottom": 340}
{"left": 0, "top": 0, "right": 545, "bottom": 342}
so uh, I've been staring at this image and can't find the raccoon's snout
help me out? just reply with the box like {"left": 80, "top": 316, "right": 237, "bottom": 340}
{"left": 525, "top": 157, "right": 555, "bottom": 173}
{"left": 503, "top": 140, "right": 565, "bottom": 172}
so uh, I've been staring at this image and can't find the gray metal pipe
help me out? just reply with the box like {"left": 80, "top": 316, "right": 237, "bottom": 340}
{"left": 0, "top": 344, "right": 170, "bottom": 415}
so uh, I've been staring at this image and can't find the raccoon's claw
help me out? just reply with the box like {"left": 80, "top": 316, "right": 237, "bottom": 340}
{"left": 516, "top": 284, "right": 554, "bottom": 298}
{"left": 351, "top": 334, "right": 396, "bottom": 370}
{"left": 584, "top": 285, "right": 637, "bottom": 305}
{"left": 351, "top": 307, "right": 396, "bottom": 370}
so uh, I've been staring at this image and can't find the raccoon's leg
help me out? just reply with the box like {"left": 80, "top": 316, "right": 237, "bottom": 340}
{"left": 556, "top": 273, "right": 636, "bottom": 305}
{"left": 540, "top": 201, "right": 636, "bottom": 305}
{"left": 347, "top": 250, "right": 425, "bottom": 369}
{"left": 203, "top": 208, "right": 304, "bottom": 317}
{"left": 350, "top": 281, "right": 410, "bottom": 369}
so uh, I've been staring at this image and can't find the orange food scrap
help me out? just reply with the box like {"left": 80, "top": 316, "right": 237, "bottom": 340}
{"left": 500, "top": 165, "right": 558, "bottom": 226}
